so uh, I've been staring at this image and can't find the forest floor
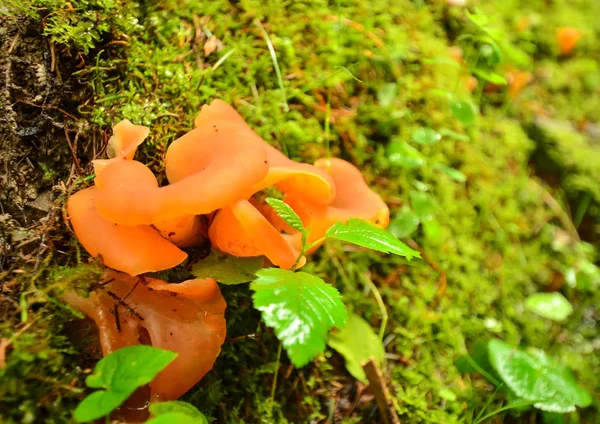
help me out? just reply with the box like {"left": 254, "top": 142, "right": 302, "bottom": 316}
{"left": 1, "top": 0, "right": 599, "bottom": 423}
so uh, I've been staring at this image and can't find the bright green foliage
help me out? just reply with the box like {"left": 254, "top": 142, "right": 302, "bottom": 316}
{"left": 327, "top": 313, "right": 385, "bottom": 382}
{"left": 74, "top": 346, "right": 177, "bottom": 422}
{"left": 325, "top": 219, "right": 420, "bottom": 259}
{"left": 488, "top": 340, "right": 592, "bottom": 413}
{"left": 450, "top": 100, "right": 477, "bottom": 125}
{"left": 192, "top": 250, "right": 264, "bottom": 285}
{"left": 386, "top": 141, "right": 426, "bottom": 169}
{"left": 388, "top": 212, "right": 420, "bottom": 239}
{"left": 265, "top": 197, "right": 305, "bottom": 232}
{"left": 377, "top": 83, "right": 398, "bottom": 107}
{"left": 411, "top": 127, "right": 441, "bottom": 145}
{"left": 525, "top": 293, "right": 573, "bottom": 321}
{"left": 148, "top": 401, "right": 208, "bottom": 424}
{"left": 251, "top": 269, "right": 348, "bottom": 367}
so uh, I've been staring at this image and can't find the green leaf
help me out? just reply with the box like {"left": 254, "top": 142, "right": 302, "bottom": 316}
{"left": 192, "top": 249, "right": 264, "bottom": 285}
{"left": 148, "top": 401, "right": 208, "bottom": 424}
{"left": 410, "top": 191, "right": 437, "bottom": 221}
{"left": 325, "top": 219, "right": 420, "bottom": 259}
{"left": 74, "top": 346, "right": 177, "bottom": 422}
{"left": 432, "top": 163, "right": 467, "bottom": 182}
{"left": 439, "top": 128, "right": 470, "bottom": 142}
{"left": 438, "top": 389, "right": 457, "bottom": 402}
{"left": 525, "top": 293, "right": 573, "bottom": 321}
{"left": 328, "top": 314, "right": 385, "bottom": 382}
{"left": 388, "top": 212, "right": 420, "bottom": 239}
{"left": 386, "top": 141, "right": 425, "bottom": 169}
{"left": 472, "top": 68, "right": 507, "bottom": 85}
{"left": 146, "top": 412, "right": 204, "bottom": 424}
{"left": 422, "top": 57, "right": 461, "bottom": 69}
{"left": 488, "top": 340, "right": 592, "bottom": 413}
{"left": 251, "top": 268, "right": 348, "bottom": 367}
{"left": 450, "top": 100, "right": 477, "bottom": 125}
{"left": 377, "top": 82, "right": 397, "bottom": 107}
{"left": 74, "top": 391, "right": 128, "bottom": 423}
{"left": 265, "top": 197, "right": 305, "bottom": 232}
{"left": 411, "top": 127, "right": 441, "bottom": 145}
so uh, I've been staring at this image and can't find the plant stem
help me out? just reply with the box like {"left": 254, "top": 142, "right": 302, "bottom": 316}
{"left": 360, "top": 273, "right": 388, "bottom": 341}
{"left": 268, "top": 341, "right": 283, "bottom": 420}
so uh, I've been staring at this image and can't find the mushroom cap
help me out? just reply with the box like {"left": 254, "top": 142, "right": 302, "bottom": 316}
{"left": 93, "top": 119, "right": 149, "bottom": 175}
{"left": 314, "top": 158, "right": 389, "bottom": 226}
{"left": 62, "top": 271, "right": 226, "bottom": 401}
{"left": 194, "top": 99, "right": 335, "bottom": 204}
{"left": 153, "top": 214, "right": 207, "bottom": 248}
{"left": 281, "top": 158, "right": 389, "bottom": 251}
{"left": 165, "top": 120, "right": 268, "bottom": 185}
{"left": 557, "top": 27, "right": 582, "bottom": 55}
{"left": 251, "top": 145, "right": 336, "bottom": 205}
{"left": 146, "top": 276, "right": 217, "bottom": 298}
{"left": 67, "top": 187, "right": 186, "bottom": 275}
{"left": 95, "top": 119, "right": 270, "bottom": 226}
{"left": 209, "top": 199, "right": 303, "bottom": 270}
{"left": 94, "top": 160, "right": 162, "bottom": 226}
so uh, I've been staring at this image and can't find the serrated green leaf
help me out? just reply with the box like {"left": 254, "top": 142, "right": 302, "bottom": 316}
{"left": 148, "top": 401, "right": 208, "bottom": 424}
{"left": 525, "top": 293, "right": 573, "bottom": 321}
{"left": 488, "top": 340, "right": 592, "bottom": 413}
{"left": 325, "top": 219, "right": 420, "bottom": 259}
{"left": 386, "top": 141, "right": 425, "bottom": 169}
{"left": 327, "top": 314, "right": 385, "bottom": 382}
{"left": 192, "top": 249, "right": 264, "bottom": 285}
{"left": 412, "top": 127, "right": 441, "bottom": 145}
{"left": 377, "top": 82, "right": 397, "bottom": 107}
{"left": 450, "top": 100, "right": 477, "bottom": 125}
{"left": 74, "top": 346, "right": 177, "bottom": 422}
{"left": 251, "top": 268, "right": 348, "bottom": 367}
{"left": 472, "top": 68, "right": 507, "bottom": 85}
{"left": 265, "top": 197, "right": 305, "bottom": 232}
{"left": 388, "top": 212, "right": 420, "bottom": 239}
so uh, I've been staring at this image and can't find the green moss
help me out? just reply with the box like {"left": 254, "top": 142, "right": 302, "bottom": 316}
{"left": 1, "top": 0, "right": 599, "bottom": 422}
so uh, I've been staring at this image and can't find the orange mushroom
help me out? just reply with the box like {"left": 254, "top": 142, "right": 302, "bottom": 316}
{"left": 209, "top": 199, "right": 304, "bottom": 269}
{"left": 195, "top": 99, "right": 336, "bottom": 205}
{"left": 557, "top": 27, "right": 582, "bottom": 55}
{"left": 62, "top": 271, "right": 226, "bottom": 401}
{"left": 93, "top": 119, "right": 149, "bottom": 175}
{"left": 153, "top": 214, "right": 207, "bottom": 248}
{"left": 67, "top": 187, "right": 187, "bottom": 275}
{"left": 283, "top": 158, "right": 389, "bottom": 251}
{"left": 94, "top": 120, "right": 269, "bottom": 226}
{"left": 507, "top": 68, "right": 533, "bottom": 99}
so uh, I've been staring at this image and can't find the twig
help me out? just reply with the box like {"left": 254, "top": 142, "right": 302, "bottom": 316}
{"left": 363, "top": 358, "right": 401, "bottom": 424}
{"left": 16, "top": 99, "right": 78, "bottom": 121}
{"left": 267, "top": 341, "right": 283, "bottom": 420}
{"left": 407, "top": 239, "right": 446, "bottom": 296}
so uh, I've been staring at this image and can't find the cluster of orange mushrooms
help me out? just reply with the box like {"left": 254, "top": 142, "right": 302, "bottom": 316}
{"left": 63, "top": 100, "right": 389, "bottom": 405}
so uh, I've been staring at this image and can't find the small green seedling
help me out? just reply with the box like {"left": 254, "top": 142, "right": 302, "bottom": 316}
{"left": 74, "top": 346, "right": 178, "bottom": 423}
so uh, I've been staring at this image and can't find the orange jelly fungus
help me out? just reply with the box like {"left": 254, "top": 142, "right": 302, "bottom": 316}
{"left": 209, "top": 199, "right": 304, "bottom": 270}
{"left": 67, "top": 187, "right": 187, "bottom": 275}
{"left": 556, "top": 27, "right": 582, "bottom": 55}
{"left": 62, "top": 271, "right": 226, "bottom": 401}
{"left": 195, "top": 99, "right": 336, "bottom": 205}
{"left": 94, "top": 121, "right": 269, "bottom": 226}
{"left": 92, "top": 119, "right": 149, "bottom": 175}
{"left": 507, "top": 69, "right": 533, "bottom": 99}
{"left": 285, "top": 158, "right": 390, "bottom": 250}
